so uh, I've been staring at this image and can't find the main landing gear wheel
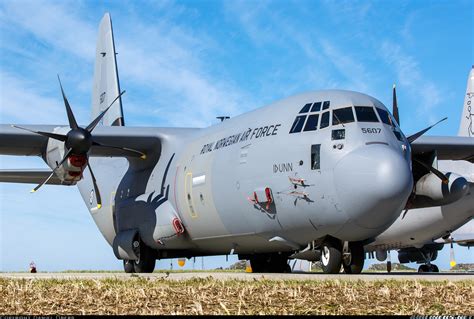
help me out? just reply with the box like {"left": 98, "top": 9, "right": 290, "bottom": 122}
{"left": 418, "top": 264, "right": 439, "bottom": 273}
{"left": 342, "top": 242, "right": 365, "bottom": 274}
{"left": 249, "top": 254, "right": 291, "bottom": 273}
{"left": 321, "top": 239, "right": 342, "bottom": 274}
{"left": 132, "top": 239, "right": 156, "bottom": 273}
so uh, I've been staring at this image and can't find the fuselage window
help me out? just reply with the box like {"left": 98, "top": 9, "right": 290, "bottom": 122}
{"left": 332, "top": 129, "right": 345, "bottom": 140}
{"left": 299, "top": 103, "right": 312, "bottom": 113}
{"left": 355, "top": 106, "right": 379, "bottom": 122}
{"left": 376, "top": 108, "right": 391, "bottom": 125}
{"left": 311, "top": 144, "right": 321, "bottom": 170}
{"left": 320, "top": 111, "right": 330, "bottom": 129}
{"left": 332, "top": 107, "right": 355, "bottom": 126}
{"left": 311, "top": 102, "right": 322, "bottom": 112}
{"left": 322, "top": 101, "right": 330, "bottom": 110}
{"left": 290, "top": 115, "right": 306, "bottom": 133}
{"left": 303, "top": 114, "right": 319, "bottom": 131}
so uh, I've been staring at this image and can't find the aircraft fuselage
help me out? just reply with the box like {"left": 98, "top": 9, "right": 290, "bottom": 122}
{"left": 77, "top": 90, "right": 414, "bottom": 258}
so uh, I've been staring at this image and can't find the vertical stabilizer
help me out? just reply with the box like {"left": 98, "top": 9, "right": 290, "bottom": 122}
{"left": 91, "top": 13, "right": 124, "bottom": 126}
{"left": 458, "top": 66, "right": 474, "bottom": 137}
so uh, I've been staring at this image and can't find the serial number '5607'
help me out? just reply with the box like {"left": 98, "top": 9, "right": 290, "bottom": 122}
{"left": 361, "top": 128, "right": 381, "bottom": 134}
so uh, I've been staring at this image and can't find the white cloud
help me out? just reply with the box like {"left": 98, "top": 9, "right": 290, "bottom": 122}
{"left": 380, "top": 41, "right": 442, "bottom": 122}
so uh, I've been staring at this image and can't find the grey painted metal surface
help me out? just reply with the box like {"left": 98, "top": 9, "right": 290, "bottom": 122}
{"left": 0, "top": 13, "right": 473, "bottom": 272}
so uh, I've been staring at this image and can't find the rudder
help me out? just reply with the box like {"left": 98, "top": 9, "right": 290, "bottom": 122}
{"left": 91, "top": 13, "right": 124, "bottom": 126}
{"left": 458, "top": 66, "right": 474, "bottom": 137}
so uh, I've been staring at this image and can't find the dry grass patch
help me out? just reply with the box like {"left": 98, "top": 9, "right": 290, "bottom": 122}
{"left": 0, "top": 277, "right": 473, "bottom": 315}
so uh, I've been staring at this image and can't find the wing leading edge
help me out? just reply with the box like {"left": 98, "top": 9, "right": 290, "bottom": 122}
{"left": 0, "top": 124, "right": 199, "bottom": 184}
{"left": 411, "top": 135, "right": 474, "bottom": 162}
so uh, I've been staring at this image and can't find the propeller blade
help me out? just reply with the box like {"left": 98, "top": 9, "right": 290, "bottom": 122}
{"left": 57, "top": 75, "right": 79, "bottom": 130}
{"left": 30, "top": 170, "right": 56, "bottom": 193}
{"left": 413, "top": 158, "right": 449, "bottom": 184}
{"left": 392, "top": 84, "right": 400, "bottom": 126}
{"left": 407, "top": 117, "right": 447, "bottom": 144}
{"left": 11, "top": 125, "right": 67, "bottom": 142}
{"left": 449, "top": 241, "right": 456, "bottom": 268}
{"left": 31, "top": 148, "right": 73, "bottom": 192}
{"left": 86, "top": 90, "right": 126, "bottom": 132}
{"left": 92, "top": 140, "right": 146, "bottom": 159}
{"left": 87, "top": 162, "right": 102, "bottom": 209}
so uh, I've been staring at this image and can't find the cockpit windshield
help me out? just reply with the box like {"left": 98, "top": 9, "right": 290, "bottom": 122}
{"left": 291, "top": 101, "right": 403, "bottom": 135}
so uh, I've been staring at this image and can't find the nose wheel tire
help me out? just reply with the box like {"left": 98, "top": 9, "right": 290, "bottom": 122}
{"left": 342, "top": 242, "right": 365, "bottom": 274}
{"left": 128, "top": 238, "right": 156, "bottom": 273}
{"left": 321, "top": 239, "right": 342, "bottom": 274}
{"left": 123, "top": 260, "right": 135, "bottom": 273}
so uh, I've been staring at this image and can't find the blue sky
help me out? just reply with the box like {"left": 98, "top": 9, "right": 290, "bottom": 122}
{"left": 0, "top": 0, "right": 472, "bottom": 271}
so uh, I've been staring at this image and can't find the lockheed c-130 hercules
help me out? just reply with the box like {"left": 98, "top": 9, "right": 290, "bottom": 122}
{"left": 1, "top": 13, "right": 473, "bottom": 274}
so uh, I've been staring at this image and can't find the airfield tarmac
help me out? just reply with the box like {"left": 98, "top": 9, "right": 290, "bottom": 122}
{"left": 1, "top": 271, "right": 472, "bottom": 281}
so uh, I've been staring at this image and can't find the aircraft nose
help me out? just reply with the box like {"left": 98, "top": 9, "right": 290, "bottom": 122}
{"left": 334, "top": 145, "right": 413, "bottom": 230}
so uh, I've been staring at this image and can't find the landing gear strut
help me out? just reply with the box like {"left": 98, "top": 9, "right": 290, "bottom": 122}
{"left": 123, "top": 239, "right": 156, "bottom": 273}
{"left": 342, "top": 242, "right": 365, "bottom": 274}
{"left": 417, "top": 250, "right": 439, "bottom": 273}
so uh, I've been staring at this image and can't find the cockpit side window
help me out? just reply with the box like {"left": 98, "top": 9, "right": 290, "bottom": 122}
{"left": 320, "top": 111, "right": 330, "bottom": 129}
{"left": 355, "top": 106, "right": 379, "bottom": 122}
{"left": 322, "top": 101, "right": 330, "bottom": 110}
{"left": 376, "top": 108, "right": 391, "bottom": 125}
{"left": 332, "top": 107, "right": 355, "bottom": 126}
{"left": 289, "top": 115, "right": 306, "bottom": 133}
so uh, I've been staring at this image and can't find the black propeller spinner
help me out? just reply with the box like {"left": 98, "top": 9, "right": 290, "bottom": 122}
{"left": 12, "top": 76, "right": 146, "bottom": 208}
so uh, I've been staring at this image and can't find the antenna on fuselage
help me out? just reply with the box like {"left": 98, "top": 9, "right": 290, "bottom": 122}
{"left": 217, "top": 116, "right": 230, "bottom": 122}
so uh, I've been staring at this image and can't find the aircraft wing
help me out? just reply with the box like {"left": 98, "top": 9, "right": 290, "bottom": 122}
{"left": 0, "top": 169, "right": 66, "bottom": 185}
{"left": 411, "top": 136, "right": 474, "bottom": 162}
{"left": 0, "top": 124, "right": 200, "bottom": 156}
{"left": 0, "top": 124, "right": 199, "bottom": 183}
{"left": 0, "top": 124, "right": 163, "bottom": 157}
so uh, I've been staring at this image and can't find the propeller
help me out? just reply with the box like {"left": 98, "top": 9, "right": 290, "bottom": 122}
{"left": 392, "top": 84, "right": 449, "bottom": 184}
{"left": 392, "top": 84, "right": 400, "bottom": 126}
{"left": 13, "top": 76, "right": 146, "bottom": 208}
{"left": 449, "top": 240, "right": 456, "bottom": 268}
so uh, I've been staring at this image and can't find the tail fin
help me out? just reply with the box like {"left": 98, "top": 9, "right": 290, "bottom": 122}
{"left": 91, "top": 13, "right": 125, "bottom": 126}
{"left": 458, "top": 66, "right": 474, "bottom": 137}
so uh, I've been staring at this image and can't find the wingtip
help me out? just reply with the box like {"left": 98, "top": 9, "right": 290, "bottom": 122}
{"left": 141, "top": 154, "right": 147, "bottom": 160}
{"left": 30, "top": 189, "right": 36, "bottom": 193}
{"left": 97, "top": 204, "right": 102, "bottom": 209}
{"left": 393, "top": 84, "right": 396, "bottom": 89}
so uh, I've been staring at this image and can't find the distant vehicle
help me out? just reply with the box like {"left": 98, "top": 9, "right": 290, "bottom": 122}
{"left": 1, "top": 14, "right": 473, "bottom": 274}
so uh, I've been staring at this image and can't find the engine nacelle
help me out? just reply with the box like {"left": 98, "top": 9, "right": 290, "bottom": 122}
{"left": 397, "top": 244, "right": 443, "bottom": 264}
{"left": 45, "top": 127, "right": 87, "bottom": 184}
{"left": 408, "top": 172, "right": 469, "bottom": 209}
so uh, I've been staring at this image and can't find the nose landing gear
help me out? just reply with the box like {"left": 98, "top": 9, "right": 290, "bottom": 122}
{"left": 342, "top": 242, "right": 365, "bottom": 274}
{"left": 319, "top": 239, "right": 365, "bottom": 274}
{"left": 320, "top": 239, "right": 342, "bottom": 274}
{"left": 122, "top": 239, "right": 156, "bottom": 273}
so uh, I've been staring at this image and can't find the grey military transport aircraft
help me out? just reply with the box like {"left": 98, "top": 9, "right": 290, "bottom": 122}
{"left": 1, "top": 14, "right": 473, "bottom": 274}
{"left": 365, "top": 68, "right": 474, "bottom": 273}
